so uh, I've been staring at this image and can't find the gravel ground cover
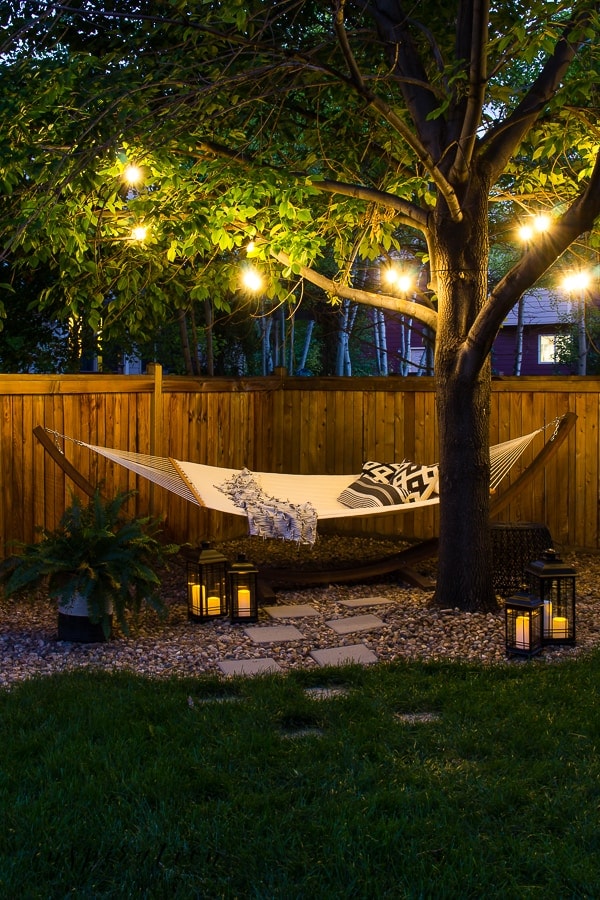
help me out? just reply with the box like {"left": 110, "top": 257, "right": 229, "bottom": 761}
{"left": 1, "top": 536, "right": 598, "bottom": 688}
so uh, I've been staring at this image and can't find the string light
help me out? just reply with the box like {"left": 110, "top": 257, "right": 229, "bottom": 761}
{"left": 384, "top": 267, "right": 413, "bottom": 294}
{"left": 533, "top": 213, "right": 551, "bottom": 232}
{"left": 123, "top": 164, "right": 143, "bottom": 185}
{"left": 242, "top": 267, "right": 263, "bottom": 292}
{"left": 518, "top": 212, "right": 551, "bottom": 243}
{"left": 131, "top": 225, "right": 148, "bottom": 242}
{"left": 562, "top": 271, "right": 590, "bottom": 292}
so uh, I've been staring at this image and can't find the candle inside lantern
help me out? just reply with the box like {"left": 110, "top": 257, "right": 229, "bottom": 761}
{"left": 237, "top": 588, "right": 251, "bottom": 614}
{"left": 190, "top": 583, "right": 201, "bottom": 615}
{"left": 207, "top": 594, "right": 221, "bottom": 614}
{"left": 516, "top": 614, "right": 529, "bottom": 648}
{"left": 543, "top": 599, "right": 553, "bottom": 634}
{"left": 552, "top": 615, "right": 568, "bottom": 638}
{"left": 190, "top": 584, "right": 221, "bottom": 615}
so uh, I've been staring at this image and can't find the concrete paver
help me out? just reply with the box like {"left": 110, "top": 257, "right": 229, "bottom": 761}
{"left": 309, "top": 644, "right": 378, "bottom": 667}
{"left": 325, "top": 613, "right": 384, "bottom": 635}
{"left": 244, "top": 624, "right": 305, "bottom": 643}
{"left": 340, "top": 596, "right": 392, "bottom": 608}
{"left": 263, "top": 604, "right": 320, "bottom": 619}
{"left": 218, "top": 658, "right": 283, "bottom": 676}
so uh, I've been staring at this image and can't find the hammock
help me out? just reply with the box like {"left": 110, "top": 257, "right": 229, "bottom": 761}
{"left": 43, "top": 417, "right": 563, "bottom": 524}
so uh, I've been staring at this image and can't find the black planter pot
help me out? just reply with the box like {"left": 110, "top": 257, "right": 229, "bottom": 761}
{"left": 57, "top": 594, "right": 113, "bottom": 642}
{"left": 57, "top": 611, "right": 112, "bottom": 642}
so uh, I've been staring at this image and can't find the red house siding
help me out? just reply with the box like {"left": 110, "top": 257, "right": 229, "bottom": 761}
{"left": 492, "top": 326, "right": 575, "bottom": 376}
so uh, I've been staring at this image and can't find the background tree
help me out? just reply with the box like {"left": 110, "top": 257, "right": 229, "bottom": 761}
{"left": 1, "top": 1, "right": 599, "bottom": 609}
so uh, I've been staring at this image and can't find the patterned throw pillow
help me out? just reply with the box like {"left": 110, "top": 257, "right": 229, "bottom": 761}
{"left": 362, "top": 460, "right": 407, "bottom": 483}
{"left": 337, "top": 475, "right": 408, "bottom": 509}
{"left": 387, "top": 460, "right": 439, "bottom": 502}
{"left": 362, "top": 459, "right": 439, "bottom": 503}
{"left": 338, "top": 459, "right": 440, "bottom": 509}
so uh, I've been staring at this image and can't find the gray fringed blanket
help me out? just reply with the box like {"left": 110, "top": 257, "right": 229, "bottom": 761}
{"left": 216, "top": 469, "right": 317, "bottom": 544}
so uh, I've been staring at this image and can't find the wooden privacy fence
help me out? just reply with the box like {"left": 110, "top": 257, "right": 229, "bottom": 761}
{"left": 0, "top": 370, "right": 598, "bottom": 555}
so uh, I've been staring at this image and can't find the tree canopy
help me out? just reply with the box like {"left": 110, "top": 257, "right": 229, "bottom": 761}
{"left": 3, "top": 1, "right": 595, "bottom": 342}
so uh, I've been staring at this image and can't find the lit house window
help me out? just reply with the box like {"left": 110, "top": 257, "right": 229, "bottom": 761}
{"left": 539, "top": 335, "right": 557, "bottom": 364}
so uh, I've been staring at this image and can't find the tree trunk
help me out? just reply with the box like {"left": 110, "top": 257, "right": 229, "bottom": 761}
{"left": 298, "top": 319, "right": 314, "bottom": 372}
{"left": 374, "top": 309, "right": 388, "bottom": 375}
{"left": 433, "top": 189, "right": 496, "bottom": 612}
{"left": 177, "top": 309, "right": 194, "bottom": 376}
{"left": 261, "top": 315, "right": 273, "bottom": 374}
{"left": 279, "top": 303, "right": 286, "bottom": 369}
{"left": 203, "top": 298, "right": 214, "bottom": 377}
{"left": 398, "top": 317, "right": 410, "bottom": 375}
{"left": 288, "top": 308, "right": 295, "bottom": 374}
{"left": 423, "top": 329, "right": 435, "bottom": 376}
{"left": 577, "top": 295, "right": 587, "bottom": 375}
{"left": 435, "top": 365, "right": 494, "bottom": 611}
{"left": 335, "top": 300, "right": 350, "bottom": 375}
{"left": 513, "top": 295, "right": 524, "bottom": 375}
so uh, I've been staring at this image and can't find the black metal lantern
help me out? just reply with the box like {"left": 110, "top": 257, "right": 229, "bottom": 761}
{"left": 505, "top": 592, "right": 544, "bottom": 658}
{"left": 228, "top": 554, "right": 259, "bottom": 624}
{"left": 186, "top": 542, "right": 228, "bottom": 622}
{"left": 526, "top": 549, "right": 576, "bottom": 645}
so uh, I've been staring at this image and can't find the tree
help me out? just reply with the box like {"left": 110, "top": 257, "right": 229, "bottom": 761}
{"left": 1, "top": 1, "right": 599, "bottom": 609}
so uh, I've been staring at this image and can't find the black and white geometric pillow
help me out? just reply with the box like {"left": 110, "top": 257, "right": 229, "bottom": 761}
{"left": 361, "top": 460, "right": 404, "bottom": 483}
{"left": 361, "top": 459, "right": 439, "bottom": 503}
{"left": 337, "top": 475, "right": 408, "bottom": 509}
{"left": 388, "top": 461, "right": 439, "bottom": 502}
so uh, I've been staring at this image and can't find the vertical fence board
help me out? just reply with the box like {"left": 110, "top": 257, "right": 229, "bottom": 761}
{"left": 0, "top": 396, "right": 11, "bottom": 553}
{"left": 344, "top": 388, "right": 358, "bottom": 474}
{"left": 583, "top": 392, "right": 599, "bottom": 548}
{"left": 11, "top": 397, "right": 25, "bottom": 543}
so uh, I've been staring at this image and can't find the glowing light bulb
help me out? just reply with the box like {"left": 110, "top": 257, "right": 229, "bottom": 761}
{"left": 242, "top": 267, "right": 262, "bottom": 292}
{"left": 123, "top": 164, "right": 143, "bottom": 185}
{"left": 563, "top": 271, "right": 590, "bottom": 292}
{"left": 396, "top": 274, "right": 413, "bottom": 294}
{"left": 131, "top": 225, "right": 147, "bottom": 241}
{"left": 533, "top": 214, "right": 551, "bottom": 232}
{"left": 518, "top": 225, "right": 534, "bottom": 242}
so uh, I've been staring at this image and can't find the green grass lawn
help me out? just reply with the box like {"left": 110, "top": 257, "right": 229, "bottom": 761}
{"left": 2, "top": 655, "right": 600, "bottom": 899}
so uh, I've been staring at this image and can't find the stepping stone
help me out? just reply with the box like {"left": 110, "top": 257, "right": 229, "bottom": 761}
{"left": 192, "top": 695, "right": 243, "bottom": 705}
{"left": 340, "top": 596, "right": 391, "bottom": 608}
{"left": 304, "top": 686, "right": 350, "bottom": 700}
{"left": 395, "top": 712, "right": 441, "bottom": 724}
{"left": 218, "top": 658, "right": 283, "bottom": 677}
{"left": 280, "top": 728, "right": 324, "bottom": 740}
{"left": 244, "top": 624, "right": 305, "bottom": 643}
{"left": 310, "top": 644, "right": 378, "bottom": 667}
{"left": 325, "top": 614, "right": 384, "bottom": 635}
{"left": 263, "top": 604, "right": 319, "bottom": 619}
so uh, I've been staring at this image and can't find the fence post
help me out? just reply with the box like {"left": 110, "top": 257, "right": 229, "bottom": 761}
{"left": 147, "top": 363, "right": 164, "bottom": 515}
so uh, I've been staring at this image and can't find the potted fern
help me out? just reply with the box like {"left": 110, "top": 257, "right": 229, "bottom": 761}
{"left": 0, "top": 489, "right": 179, "bottom": 641}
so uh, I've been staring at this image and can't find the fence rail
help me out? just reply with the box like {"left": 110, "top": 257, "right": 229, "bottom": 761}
{"left": 1, "top": 370, "right": 598, "bottom": 554}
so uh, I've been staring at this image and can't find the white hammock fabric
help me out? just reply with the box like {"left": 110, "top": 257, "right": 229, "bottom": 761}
{"left": 45, "top": 418, "right": 560, "bottom": 522}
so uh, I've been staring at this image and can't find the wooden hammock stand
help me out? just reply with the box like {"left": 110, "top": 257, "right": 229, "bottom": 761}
{"left": 34, "top": 411, "right": 576, "bottom": 594}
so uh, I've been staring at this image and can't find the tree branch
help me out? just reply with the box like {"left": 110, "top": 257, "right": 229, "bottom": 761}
{"left": 272, "top": 250, "right": 438, "bottom": 332}
{"left": 480, "top": 8, "right": 591, "bottom": 180}
{"left": 315, "top": 179, "right": 430, "bottom": 231}
{"left": 333, "top": 0, "right": 367, "bottom": 92}
{"left": 449, "top": 0, "right": 490, "bottom": 182}
{"left": 192, "top": 139, "right": 429, "bottom": 230}
{"left": 458, "top": 150, "right": 600, "bottom": 378}
{"left": 367, "top": 1, "right": 464, "bottom": 221}
{"left": 366, "top": 96, "right": 464, "bottom": 222}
